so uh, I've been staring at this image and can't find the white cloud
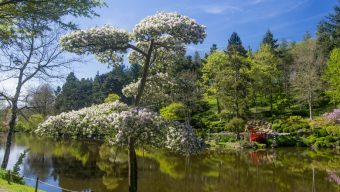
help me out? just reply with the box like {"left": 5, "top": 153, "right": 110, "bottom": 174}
{"left": 203, "top": 6, "right": 226, "bottom": 14}
{"left": 201, "top": 4, "right": 242, "bottom": 14}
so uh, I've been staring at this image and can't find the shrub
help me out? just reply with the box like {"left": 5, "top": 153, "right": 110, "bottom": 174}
{"left": 277, "top": 135, "right": 299, "bottom": 147}
{"left": 272, "top": 116, "right": 309, "bottom": 133}
{"left": 225, "top": 118, "right": 246, "bottom": 140}
{"left": 16, "top": 114, "right": 45, "bottom": 132}
{"left": 309, "top": 116, "right": 330, "bottom": 129}
{"left": 254, "top": 142, "right": 267, "bottom": 149}
{"left": 322, "top": 108, "right": 340, "bottom": 124}
{"left": 302, "top": 135, "right": 339, "bottom": 148}
{"left": 325, "top": 125, "right": 340, "bottom": 136}
{"left": 160, "top": 102, "right": 187, "bottom": 121}
{"left": 104, "top": 93, "right": 121, "bottom": 103}
{"left": 204, "top": 120, "right": 228, "bottom": 133}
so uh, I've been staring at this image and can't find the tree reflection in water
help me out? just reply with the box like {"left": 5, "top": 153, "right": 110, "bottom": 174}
{"left": 1, "top": 134, "right": 338, "bottom": 192}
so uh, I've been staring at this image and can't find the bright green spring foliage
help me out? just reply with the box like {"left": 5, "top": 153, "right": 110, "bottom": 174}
{"left": 160, "top": 102, "right": 187, "bottom": 121}
{"left": 203, "top": 49, "right": 249, "bottom": 118}
{"left": 323, "top": 48, "right": 340, "bottom": 106}
{"left": 225, "top": 118, "right": 245, "bottom": 139}
{"left": 0, "top": 0, "right": 105, "bottom": 38}
{"left": 16, "top": 114, "right": 45, "bottom": 132}
{"left": 250, "top": 44, "right": 280, "bottom": 114}
{"left": 104, "top": 93, "right": 121, "bottom": 103}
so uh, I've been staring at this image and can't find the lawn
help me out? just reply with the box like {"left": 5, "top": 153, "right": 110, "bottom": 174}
{"left": 0, "top": 178, "right": 41, "bottom": 192}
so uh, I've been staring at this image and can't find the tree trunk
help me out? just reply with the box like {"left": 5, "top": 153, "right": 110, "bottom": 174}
{"left": 216, "top": 97, "right": 221, "bottom": 114}
{"left": 1, "top": 103, "right": 17, "bottom": 169}
{"left": 1, "top": 77, "right": 22, "bottom": 169}
{"left": 134, "top": 40, "right": 154, "bottom": 106}
{"left": 270, "top": 86, "right": 273, "bottom": 117}
{"left": 234, "top": 71, "right": 239, "bottom": 119}
{"left": 308, "top": 91, "right": 313, "bottom": 120}
{"left": 128, "top": 138, "right": 137, "bottom": 192}
{"left": 129, "top": 41, "right": 154, "bottom": 192}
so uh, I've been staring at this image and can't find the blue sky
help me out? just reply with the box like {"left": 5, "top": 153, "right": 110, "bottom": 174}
{"left": 67, "top": 0, "right": 337, "bottom": 79}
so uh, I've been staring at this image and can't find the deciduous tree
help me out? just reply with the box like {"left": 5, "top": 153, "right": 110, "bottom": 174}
{"left": 323, "top": 48, "right": 340, "bottom": 106}
{"left": 291, "top": 35, "right": 323, "bottom": 120}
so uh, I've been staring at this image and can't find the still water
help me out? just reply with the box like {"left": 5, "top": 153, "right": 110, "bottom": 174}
{"left": 0, "top": 134, "right": 339, "bottom": 192}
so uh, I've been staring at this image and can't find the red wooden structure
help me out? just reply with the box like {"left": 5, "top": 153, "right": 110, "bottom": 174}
{"left": 249, "top": 128, "right": 266, "bottom": 143}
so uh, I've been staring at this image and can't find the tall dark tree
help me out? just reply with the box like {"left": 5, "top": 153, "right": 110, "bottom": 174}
{"left": 317, "top": 0, "right": 340, "bottom": 57}
{"left": 127, "top": 63, "right": 142, "bottom": 82}
{"left": 261, "top": 30, "right": 279, "bottom": 50}
{"left": 92, "top": 72, "right": 107, "bottom": 104}
{"left": 55, "top": 72, "right": 84, "bottom": 112}
{"left": 273, "top": 39, "right": 294, "bottom": 112}
{"left": 101, "top": 65, "right": 129, "bottom": 102}
{"left": 226, "top": 32, "right": 247, "bottom": 56}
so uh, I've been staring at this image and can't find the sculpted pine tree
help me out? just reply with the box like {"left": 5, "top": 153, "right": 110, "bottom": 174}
{"left": 60, "top": 12, "right": 206, "bottom": 192}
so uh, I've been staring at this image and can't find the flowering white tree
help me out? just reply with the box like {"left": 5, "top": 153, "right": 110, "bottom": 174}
{"left": 36, "top": 102, "right": 204, "bottom": 192}
{"left": 122, "top": 72, "right": 177, "bottom": 107}
{"left": 60, "top": 12, "right": 206, "bottom": 106}
{"left": 36, "top": 101, "right": 129, "bottom": 138}
{"left": 60, "top": 12, "right": 206, "bottom": 192}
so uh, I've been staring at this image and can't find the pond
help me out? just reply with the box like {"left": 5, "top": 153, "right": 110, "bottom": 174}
{"left": 0, "top": 134, "right": 339, "bottom": 192}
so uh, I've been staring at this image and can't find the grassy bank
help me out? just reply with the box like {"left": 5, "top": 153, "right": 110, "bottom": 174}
{"left": 0, "top": 178, "right": 41, "bottom": 192}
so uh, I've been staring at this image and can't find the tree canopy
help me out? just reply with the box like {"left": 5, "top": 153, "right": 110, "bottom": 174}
{"left": 0, "top": 0, "right": 105, "bottom": 42}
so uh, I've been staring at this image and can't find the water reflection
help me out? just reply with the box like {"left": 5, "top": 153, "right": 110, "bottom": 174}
{"left": 0, "top": 134, "right": 339, "bottom": 192}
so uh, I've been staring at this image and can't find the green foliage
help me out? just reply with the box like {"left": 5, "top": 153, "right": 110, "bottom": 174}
{"left": 291, "top": 36, "right": 322, "bottom": 119}
{"left": 272, "top": 116, "right": 310, "bottom": 133}
{"left": 261, "top": 30, "right": 278, "bottom": 50}
{"left": 323, "top": 48, "right": 340, "bottom": 106}
{"left": 253, "top": 142, "right": 267, "bottom": 149}
{"left": 225, "top": 118, "right": 245, "bottom": 139}
{"left": 16, "top": 114, "right": 45, "bottom": 132}
{"left": 104, "top": 93, "right": 120, "bottom": 103}
{"left": 277, "top": 136, "right": 301, "bottom": 147}
{"left": 250, "top": 44, "right": 280, "bottom": 115}
{"left": 56, "top": 66, "right": 138, "bottom": 112}
{"left": 325, "top": 125, "right": 340, "bottom": 136}
{"left": 303, "top": 135, "right": 339, "bottom": 148}
{"left": 0, "top": 178, "right": 40, "bottom": 192}
{"left": 55, "top": 72, "right": 93, "bottom": 112}
{"left": 160, "top": 102, "right": 187, "bottom": 121}
{"left": 317, "top": 1, "right": 340, "bottom": 57}
{"left": 0, "top": 0, "right": 104, "bottom": 41}
{"left": 203, "top": 47, "right": 250, "bottom": 118}
{"left": 226, "top": 32, "right": 247, "bottom": 56}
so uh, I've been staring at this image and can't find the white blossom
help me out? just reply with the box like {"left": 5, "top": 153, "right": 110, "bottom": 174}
{"left": 133, "top": 12, "right": 206, "bottom": 44}
{"left": 36, "top": 101, "right": 204, "bottom": 154}
{"left": 60, "top": 25, "right": 130, "bottom": 55}
{"left": 122, "top": 73, "right": 177, "bottom": 106}
{"left": 35, "top": 101, "right": 128, "bottom": 138}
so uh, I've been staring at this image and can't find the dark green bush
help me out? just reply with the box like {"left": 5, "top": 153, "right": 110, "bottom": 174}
{"left": 277, "top": 136, "right": 299, "bottom": 146}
